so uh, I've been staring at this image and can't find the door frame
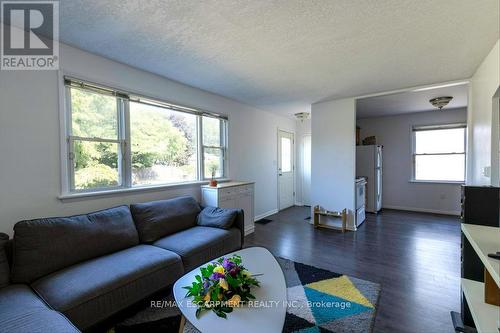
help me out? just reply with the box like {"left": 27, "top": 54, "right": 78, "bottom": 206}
{"left": 301, "top": 133, "right": 312, "bottom": 206}
{"left": 277, "top": 128, "right": 296, "bottom": 211}
{"left": 491, "top": 87, "right": 500, "bottom": 185}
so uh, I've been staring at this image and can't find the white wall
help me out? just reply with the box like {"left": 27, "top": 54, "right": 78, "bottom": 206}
{"left": 0, "top": 43, "right": 294, "bottom": 236}
{"left": 295, "top": 118, "right": 311, "bottom": 206}
{"left": 492, "top": 88, "right": 500, "bottom": 185}
{"left": 467, "top": 40, "right": 500, "bottom": 185}
{"left": 311, "top": 98, "right": 356, "bottom": 229}
{"left": 357, "top": 108, "right": 467, "bottom": 215}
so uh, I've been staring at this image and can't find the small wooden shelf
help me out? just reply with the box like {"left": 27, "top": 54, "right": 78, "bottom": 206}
{"left": 461, "top": 224, "right": 500, "bottom": 288}
{"left": 461, "top": 278, "right": 499, "bottom": 333}
{"left": 313, "top": 206, "right": 347, "bottom": 232}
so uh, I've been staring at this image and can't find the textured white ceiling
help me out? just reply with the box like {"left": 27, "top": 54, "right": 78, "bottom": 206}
{"left": 356, "top": 84, "right": 468, "bottom": 118}
{"left": 59, "top": 0, "right": 499, "bottom": 116}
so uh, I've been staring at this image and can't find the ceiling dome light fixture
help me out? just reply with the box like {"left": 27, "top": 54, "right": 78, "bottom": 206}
{"left": 294, "top": 112, "right": 310, "bottom": 121}
{"left": 429, "top": 96, "right": 453, "bottom": 110}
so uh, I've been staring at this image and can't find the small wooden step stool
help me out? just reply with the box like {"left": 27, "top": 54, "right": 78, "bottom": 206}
{"left": 313, "top": 206, "right": 347, "bottom": 232}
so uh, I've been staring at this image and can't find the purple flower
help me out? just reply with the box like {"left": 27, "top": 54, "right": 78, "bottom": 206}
{"left": 210, "top": 272, "right": 225, "bottom": 280}
{"left": 203, "top": 278, "right": 210, "bottom": 290}
{"left": 222, "top": 258, "right": 236, "bottom": 271}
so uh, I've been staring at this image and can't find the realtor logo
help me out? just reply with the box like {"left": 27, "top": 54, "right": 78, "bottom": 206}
{"left": 1, "top": 1, "right": 59, "bottom": 70}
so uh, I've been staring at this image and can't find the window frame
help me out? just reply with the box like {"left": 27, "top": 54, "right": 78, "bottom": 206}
{"left": 201, "top": 115, "right": 228, "bottom": 180}
{"left": 62, "top": 76, "right": 228, "bottom": 196}
{"left": 410, "top": 123, "right": 466, "bottom": 184}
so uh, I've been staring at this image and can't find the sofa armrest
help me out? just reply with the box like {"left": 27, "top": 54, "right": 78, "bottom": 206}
{"left": 233, "top": 209, "right": 245, "bottom": 246}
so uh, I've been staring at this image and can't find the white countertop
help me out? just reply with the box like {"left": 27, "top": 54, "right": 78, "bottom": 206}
{"left": 201, "top": 181, "right": 254, "bottom": 189}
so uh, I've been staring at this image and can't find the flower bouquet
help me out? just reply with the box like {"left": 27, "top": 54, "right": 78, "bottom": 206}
{"left": 183, "top": 255, "right": 260, "bottom": 318}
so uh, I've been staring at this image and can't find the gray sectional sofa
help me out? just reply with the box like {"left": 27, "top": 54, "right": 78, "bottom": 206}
{"left": 0, "top": 196, "right": 244, "bottom": 332}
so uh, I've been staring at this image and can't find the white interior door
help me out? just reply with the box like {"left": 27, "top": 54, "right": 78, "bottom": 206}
{"left": 278, "top": 130, "right": 294, "bottom": 210}
{"left": 302, "top": 135, "right": 311, "bottom": 206}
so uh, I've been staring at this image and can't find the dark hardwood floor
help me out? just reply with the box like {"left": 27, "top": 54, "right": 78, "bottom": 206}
{"left": 245, "top": 207, "right": 461, "bottom": 333}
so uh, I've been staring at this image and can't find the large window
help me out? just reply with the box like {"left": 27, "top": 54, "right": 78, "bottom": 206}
{"left": 412, "top": 124, "right": 466, "bottom": 182}
{"left": 65, "top": 78, "right": 227, "bottom": 193}
{"left": 130, "top": 101, "right": 198, "bottom": 186}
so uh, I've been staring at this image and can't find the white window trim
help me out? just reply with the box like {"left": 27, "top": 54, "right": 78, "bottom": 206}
{"left": 409, "top": 123, "right": 466, "bottom": 184}
{"left": 58, "top": 73, "right": 229, "bottom": 198}
{"left": 201, "top": 116, "right": 228, "bottom": 180}
{"left": 57, "top": 179, "right": 231, "bottom": 201}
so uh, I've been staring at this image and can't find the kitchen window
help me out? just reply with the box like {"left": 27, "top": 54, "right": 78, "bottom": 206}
{"left": 411, "top": 124, "right": 466, "bottom": 182}
{"left": 64, "top": 77, "right": 228, "bottom": 194}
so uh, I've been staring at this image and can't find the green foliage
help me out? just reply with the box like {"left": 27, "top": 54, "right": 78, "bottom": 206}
{"left": 183, "top": 255, "right": 260, "bottom": 319}
{"left": 71, "top": 88, "right": 117, "bottom": 139}
{"left": 202, "top": 117, "right": 221, "bottom": 146}
{"left": 71, "top": 89, "right": 199, "bottom": 188}
{"left": 75, "top": 164, "right": 118, "bottom": 189}
{"left": 130, "top": 104, "right": 195, "bottom": 168}
{"left": 73, "top": 140, "right": 118, "bottom": 189}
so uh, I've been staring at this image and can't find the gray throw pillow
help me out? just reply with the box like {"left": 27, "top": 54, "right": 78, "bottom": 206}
{"left": 197, "top": 207, "right": 238, "bottom": 229}
{"left": 131, "top": 196, "right": 201, "bottom": 243}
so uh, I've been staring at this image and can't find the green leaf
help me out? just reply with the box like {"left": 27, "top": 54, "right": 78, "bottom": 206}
{"left": 226, "top": 275, "right": 239, "bottom": 288}
{"left": 214, "top": 309, "right": 227, "bottom": 318}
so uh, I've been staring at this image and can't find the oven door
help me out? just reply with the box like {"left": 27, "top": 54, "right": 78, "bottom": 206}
{"left": 356, "top": 181, "right": 365, "bottom": 210}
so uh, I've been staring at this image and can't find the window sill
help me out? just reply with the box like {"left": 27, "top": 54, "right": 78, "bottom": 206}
{"left": 59, "top": 179, "right": 231, "bottom": 201}
{"left": 408, "top": 179, "right": 465, "bottom": 185}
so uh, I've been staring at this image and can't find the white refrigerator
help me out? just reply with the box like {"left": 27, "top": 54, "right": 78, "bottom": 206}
{"left": 356, "top": 145, "right": 382, "bottom": 213}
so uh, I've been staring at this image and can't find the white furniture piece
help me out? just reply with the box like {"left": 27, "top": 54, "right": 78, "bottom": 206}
{"left": 201, "top": 181, "right": 255, "bottom": 235}
{"left": 355, "top": 177, "right": 366, "bottom": 228}
{"left": 356, "top": 145, "right": 382, "bottom": 213}
{"left": 460, "top": 224, "right": 500, "bottom": 333}
{"left": 173, "top": 247, "right": 287, "bottom": 333}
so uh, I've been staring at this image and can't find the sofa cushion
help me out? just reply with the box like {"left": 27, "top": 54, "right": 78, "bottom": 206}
{"left": 153, "top": 226, "right": 241, "bottom": 271}
{"left": 197, "top": 207, "right": 238, "bottom": 229}
{"left": 131, "top": 196, "right": 201, "bottom": 243}
{"left": 0, "top": 233, "right": 10, "bottom": 288}
{"left": 12, "top": 206, "right": 139, "bottom": 283}
{"left": 0, "top": 284, "right": 79, "bottom": 333}
{"left": 32, "top": 244, "right": 183, "bottom": 330}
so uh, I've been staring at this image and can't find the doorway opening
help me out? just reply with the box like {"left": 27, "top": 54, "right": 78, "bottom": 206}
{"left": 355, "top": 81, "right": 468, "bottom": 218}
{"left": 278, "top": 129, "right": 295, "bottom": 211}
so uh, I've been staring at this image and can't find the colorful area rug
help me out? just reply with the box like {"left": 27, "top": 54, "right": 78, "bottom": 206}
{"left": 279, "top": 258, "right": 380, "bottom": 333}
{"left": 111, "top": 257, "right": 380, "bottom": 333}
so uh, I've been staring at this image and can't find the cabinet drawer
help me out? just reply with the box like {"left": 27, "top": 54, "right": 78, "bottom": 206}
{"left": 217, "top": 185, "right": 254, "bottom": 200}
{"left": 219, "top": 188, "right": 237, "bottom": 199}
{"left": 238, "top": 185, "right": 253, "bottom": 194}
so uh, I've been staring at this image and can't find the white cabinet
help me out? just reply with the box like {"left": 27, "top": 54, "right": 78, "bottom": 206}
{"left": 201, "top": 181, "right": 255, "bottom": 236}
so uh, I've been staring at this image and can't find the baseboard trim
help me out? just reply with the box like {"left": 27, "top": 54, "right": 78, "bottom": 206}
{"left": 254, "top": 209, "right": 279, "bottom": 222}
{"left": 244, "top": 226, "right": 255, "bottom": 236}
{"left": 383, "top": 205, "right": 460, "bottom": 216}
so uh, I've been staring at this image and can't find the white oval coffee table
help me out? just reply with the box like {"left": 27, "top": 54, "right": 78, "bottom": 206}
{"left": 173, "top": 247, "right": 286, "bottom": 333}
